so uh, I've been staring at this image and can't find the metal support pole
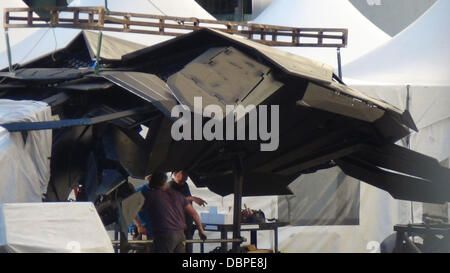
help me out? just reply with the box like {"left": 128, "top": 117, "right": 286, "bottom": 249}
{"left": 114, "top": 230, "right": 119, "bottom": 253}
{"left": 251, "top": 230, "right": 257, "bottom": 248}
{"left": 405, "top": 85, "right": 411, "bottom": 149}
{"left": 274, "top": 227, "right": 279, "bottom": 253}
{"left": 232, "top": 153, "right": 244, "bottom": 253}
{"left": 235, "top": 0, "right": 244, "bottom": 22}
{"left": 406, "top": 85, "right": 414, "bottom": 226}
{"left": 4, "top": 29, "right": 13, "bottom": 72}
{"left": 220, "top": 228, "right": 228, "bottom": 252}
{"left": 95, "top": 31, "right": 103, "bottom": 74}
{"left": 119, "top": 231, "right": 127, "bottom": 253}
{"left": 337, "top": 47, "right": 343, "bottom": 79}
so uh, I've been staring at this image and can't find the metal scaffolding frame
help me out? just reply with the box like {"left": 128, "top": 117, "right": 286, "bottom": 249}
{"left": 3, "top": 7, "right": 348, "bottom": 48}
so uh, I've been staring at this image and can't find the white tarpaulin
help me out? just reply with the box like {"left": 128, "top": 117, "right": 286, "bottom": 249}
{"left": 275, "top": 183, "right": 415, "bottom": 253}
{"left": 0, "top": 202, "right": 114, "bottom": 253}
{"left": 252, "top": 0, "right": 391, "bottom": 68}
{"left": 278, "top": 167, "right": 360, "bottom": 226}
{"left": 0, "top": 100, "right": 52, "bottom": 203}
{"left": 0, "top": 0, "right": 215, "bottom": 69}
{"left": 349, "top": 83, "right": 450, "bottom": 161}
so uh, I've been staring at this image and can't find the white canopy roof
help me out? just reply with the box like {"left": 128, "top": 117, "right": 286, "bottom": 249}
{"left": 0, "top": 0, "right": 40, "bottom": 53}
{"left": 252, "top": 0, "right": 391, "bottom": 68}
{"left": 343, "top": 0, "right": 450, "bottom": 85}
{"left": 0, "top": 0, "right": 214, "bottom": 68}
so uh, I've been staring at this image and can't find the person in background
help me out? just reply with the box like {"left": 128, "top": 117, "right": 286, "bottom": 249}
{"left": 130, "top": 175, "right": 153, "bottom": 252}
{"left": 168, "top": 170, "right": 207, "bottom": 252}
{"left": 146, "top": 171, "right": 207, "bottom": 253}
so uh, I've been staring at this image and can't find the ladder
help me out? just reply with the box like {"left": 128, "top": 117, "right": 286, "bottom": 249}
{"left": 3, "top": 7, "right": 348, "bottom": 48}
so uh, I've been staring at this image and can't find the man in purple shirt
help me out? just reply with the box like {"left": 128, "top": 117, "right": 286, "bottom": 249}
{"left": 168, "top": 170, "right": 207, "bottom": 253}
{"left": 145, "top": 172, "right": 207, "bottom": 253}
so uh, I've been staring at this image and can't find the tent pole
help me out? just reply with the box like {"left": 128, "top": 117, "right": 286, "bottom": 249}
{"left": 337, "top": 48, "right": 343, "bottom": 79}
{"left": 406, "top": 85, "right": 414, "bottom": 225}
{"left": 4, "top": 29, "right": 13, "bottom": 72}
{"left": 232, "top": 153, "right": 244, "bottom": 253}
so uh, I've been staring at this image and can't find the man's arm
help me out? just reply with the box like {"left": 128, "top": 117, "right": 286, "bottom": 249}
{"left": 186, "top": 196, "right": 207, "bottom": 206}
{"left": 133, "top": 217, "right": 147, "bottom": 235}
{"left": 184, "top": 204, "right": 207, "bottom": 240}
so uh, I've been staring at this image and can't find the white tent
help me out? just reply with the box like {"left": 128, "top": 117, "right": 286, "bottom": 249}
{"left": 252, "top": 0, "right": 391, "bottom": 69}
{"left": 348, "top": 0, "right": 438, "bottom": 37}
{"left": 0, "top": 0, "right": 215, "bottom": 69}
{"left": 0, "top": 0, "right": 40, "bottom": 53}
{"left": 343, "top": 0, "right": 450, "bottom": 85}
{"left": 251, "top": 0, "right": 274, "bottom": 19}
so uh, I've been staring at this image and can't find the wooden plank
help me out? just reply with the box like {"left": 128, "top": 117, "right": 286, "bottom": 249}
{"left": 3, "top": 7, "right": 348, "bottom": 48}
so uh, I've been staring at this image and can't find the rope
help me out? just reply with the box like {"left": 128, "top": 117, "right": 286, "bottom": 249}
{"left": 17, "top": 28, "right": 51, "bottom": 68}
{"left": 1, "top": 27, "right": 50, "bottom": 84}
{"left": 147, "top": 0, "right": 167, "bottom": 16}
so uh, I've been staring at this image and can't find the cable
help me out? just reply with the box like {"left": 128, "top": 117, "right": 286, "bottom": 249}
{"left": 51, "top": 27, "right": 58, "bottom": 62}
{"left": 0, "top": 27, "right": 49, "bottom": 84}
{"left": 147, "top": 0, "right": 167, "bottom": 16}
{"left": 17, "top": 28, "right": 51, "bottom": 68}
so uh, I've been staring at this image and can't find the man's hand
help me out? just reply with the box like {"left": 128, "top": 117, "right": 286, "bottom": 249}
{"left": 199, "top": 230, "right": 207, "bottom": 240}
{"left": 137, "top": 225, "right": 147, "bottom": 236}
{"left": 185, "top": 203, "right": 208, "bottom": 241}
{"left": 192, "top": 196, "right": 207, "bottom": 207}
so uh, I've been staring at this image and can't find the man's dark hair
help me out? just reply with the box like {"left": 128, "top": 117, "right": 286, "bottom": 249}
{"left": 149, "top": 172, "right": 168, "bottom": 188}
{"left": 173, "top": 170, "right": 188, "bottom": 175}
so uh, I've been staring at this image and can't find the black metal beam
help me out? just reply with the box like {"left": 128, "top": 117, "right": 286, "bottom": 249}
{"left": 232, "top": 153, "right": 244, "bottom": 253}
{"left": 273, "top": 143, "right": 363, "bottom": 175}
{"left": 354, "top": 143, "right": 450, "bottom": 184}
{"left": 249, "top": 128, "right": 354, "bottom": 172}
{"left": 0, "top": 106, "right": 153, "bottom": 132}
{"left": 336, "top": 156, "right": 450, "bottom": 203}
{"left": 42, "top": 92, "right": 70, "bottom": 107}
{"left": 337, "top": 48, "right": 343, "bottom": 79}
